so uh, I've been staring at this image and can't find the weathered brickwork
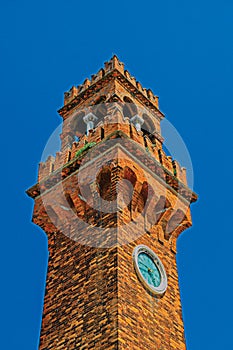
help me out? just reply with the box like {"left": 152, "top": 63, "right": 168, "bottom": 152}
{"left": 40, "top": 236, "right": 119, "bottom": 349}
{"left": 27, "top": 56, "right": 197, "bottom": 349}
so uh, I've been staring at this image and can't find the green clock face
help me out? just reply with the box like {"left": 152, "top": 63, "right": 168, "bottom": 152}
{"left": 138, "top": 252, "right": 161, "bottom": 288}
{"left": 133, "top": 245, "right": 167, "bottom": 296}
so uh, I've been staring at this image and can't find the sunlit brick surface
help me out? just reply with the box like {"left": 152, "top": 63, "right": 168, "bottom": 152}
{"left": 27, "top": 56, "right": 197, "bottom": 349}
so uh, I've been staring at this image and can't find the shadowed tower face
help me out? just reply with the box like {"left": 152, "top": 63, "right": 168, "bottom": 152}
{"left": 27, "top": 56, "right": 197, "bottom": 349}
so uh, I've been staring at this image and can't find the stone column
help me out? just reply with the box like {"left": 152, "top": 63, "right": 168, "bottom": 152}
{"left": 83, "top": 112, "right": 98, "bottom": 135}
{"left": 130, "top": 114, "right": 144, "bottom": 131}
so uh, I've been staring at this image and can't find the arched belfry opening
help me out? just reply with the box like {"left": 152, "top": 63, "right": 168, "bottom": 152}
{"left": 69, "top": 110, "right": 86, "bottom": 138}
{"left": 123, "top": 96, "right": 138, "bottom": 119}
{"left": 141, "top": 113, "right": 157, "bottom": 134}
{"left": 91, "top": 95, "right": 107, "bottom": 125}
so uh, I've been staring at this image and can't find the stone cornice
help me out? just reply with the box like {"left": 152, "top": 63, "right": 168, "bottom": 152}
{"left": 26, "top": 132, "right": 197, "bottom": 204}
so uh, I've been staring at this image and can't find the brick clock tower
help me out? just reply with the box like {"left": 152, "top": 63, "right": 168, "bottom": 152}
{"left": 27, "top": 56, "right": 197, "bottom": 349}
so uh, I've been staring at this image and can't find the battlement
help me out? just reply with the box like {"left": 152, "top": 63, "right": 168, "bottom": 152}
{"left": 35, "top": 57, "right": 194, "bottom": 202}
{"left": 63, "top": 55, "right": 159, "bottom": 110}
{"left": 38, "top": 118, "right": 188, "bottom": 193}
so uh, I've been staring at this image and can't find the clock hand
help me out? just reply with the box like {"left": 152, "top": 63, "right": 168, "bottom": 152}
{"left": 148, "top": 269, "right": 159, "bottom": 279}
{"left": 139, "top": 267, "right": 148, "bottom": 273}
{"left": 138, "top": 262, "right": 149, "bottom": 269}
{"left": 148, "top": 267, "right": 159, "bottom": 274}
{"left": 150, "top": 272, "right": 160, "bottom": 285}
{"left": 147, "top": 266, "right": 156, "bottom": 273}
{"left": 139, "top": 261, "right": 159, "bottom": 281}
{"left": 147, "top": 271, "right": 157, "bottom": 285}
{"left": 139, "top": 263, "right": 156, "bottom": 275}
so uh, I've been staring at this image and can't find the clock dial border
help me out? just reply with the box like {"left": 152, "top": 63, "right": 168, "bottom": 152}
{"left": 132, "top": 245, "right": 168, "bottom": 296}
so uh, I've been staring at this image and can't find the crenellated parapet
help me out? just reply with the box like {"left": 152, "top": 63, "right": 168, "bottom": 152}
{"left": 32, "top": 57, "right": 196, "bottom": 212}
{"left": 36, "top": 113, "right": 192, "bottom": 204}
{"left": 61, "top": 55, "right": 160, "bottom": 116}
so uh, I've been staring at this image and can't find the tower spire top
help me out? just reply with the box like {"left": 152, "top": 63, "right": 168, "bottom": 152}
{"left": 60, "top": 56, "right": 162, "bottom": 120}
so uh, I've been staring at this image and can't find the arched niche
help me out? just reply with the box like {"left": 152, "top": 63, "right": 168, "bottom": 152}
{"left": 136, "top": 181, "right": 149, "bottom": 214}
{"left": 153, "top": 195, "right": 172, "bottom": 224}
{"left": 122, "top": 166, "right": 137, "bottom": 211}
{"left": 96, "top": 167, "right": 114, "bottom": 201}
{"left": 165, "top": 209, "right": 188, "bottom": 240}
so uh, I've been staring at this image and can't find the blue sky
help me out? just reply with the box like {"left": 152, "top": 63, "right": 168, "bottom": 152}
{"left": 1, "top": 1, "right": 233, "bottom": 349}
